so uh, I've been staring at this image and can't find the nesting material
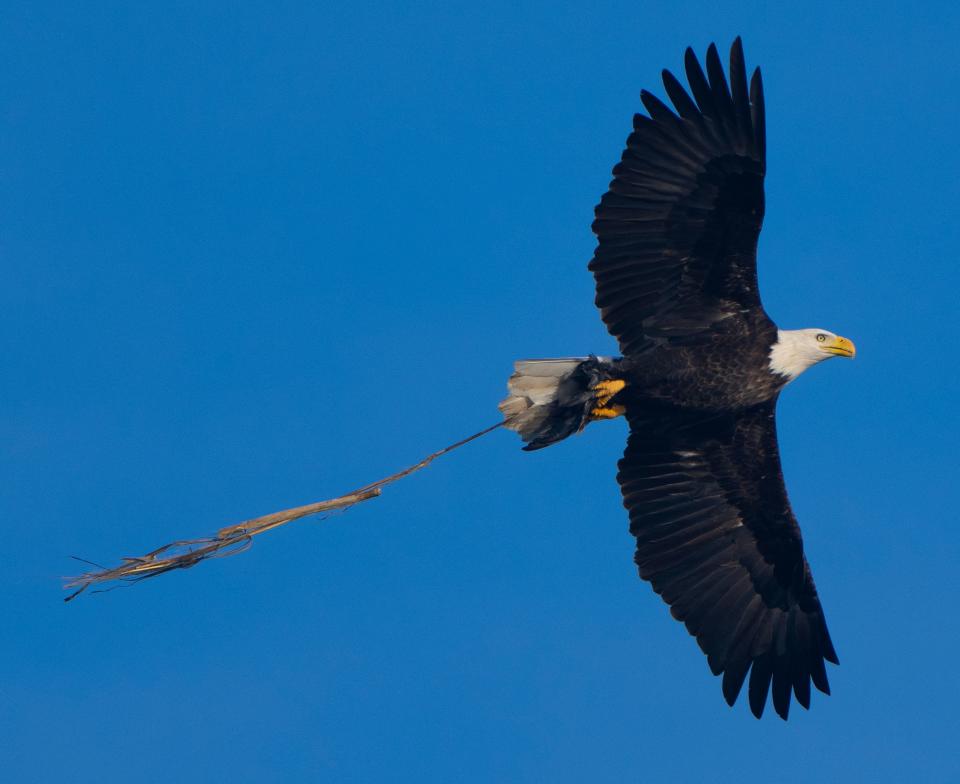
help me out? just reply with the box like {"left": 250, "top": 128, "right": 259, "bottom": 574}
{"left": 64, "top": 421, "right": 505, "bottom": 601}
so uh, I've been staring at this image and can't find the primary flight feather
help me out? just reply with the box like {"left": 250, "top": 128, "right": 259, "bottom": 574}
{"left": 499, "top": 38, "right": 854, "bottom": 720}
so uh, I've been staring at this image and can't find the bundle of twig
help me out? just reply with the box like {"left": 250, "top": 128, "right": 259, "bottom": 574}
{"left": 64, "top": 421, "right": 505, "bottom": 601}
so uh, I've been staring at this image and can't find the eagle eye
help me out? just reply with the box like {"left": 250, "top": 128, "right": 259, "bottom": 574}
{"left": 816, "top": 333, "right": 826, "bottom": 342}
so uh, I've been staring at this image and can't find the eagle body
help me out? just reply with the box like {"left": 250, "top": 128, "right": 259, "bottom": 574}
{"left": 617, "top": 310, "right": 782, "bottom": 410}
{"left": 499, "top": 39, "right": 855, "bottom": 720}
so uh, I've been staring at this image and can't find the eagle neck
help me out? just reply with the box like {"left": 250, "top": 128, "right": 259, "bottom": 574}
{"left": 768, "top": 330, "right": 820, "bottom": 381}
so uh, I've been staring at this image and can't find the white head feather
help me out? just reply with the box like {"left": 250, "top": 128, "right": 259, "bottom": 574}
{"left": 769, "top": 328, "right": 856, "bottom": 381}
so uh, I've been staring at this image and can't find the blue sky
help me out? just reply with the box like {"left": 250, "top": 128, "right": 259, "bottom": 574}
{"left": 3, "top": 1, "right": 959, "bottom": 781}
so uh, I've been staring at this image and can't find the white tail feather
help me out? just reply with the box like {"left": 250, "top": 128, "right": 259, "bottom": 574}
{"left": 499, "top": 358, "right": 586, "bottom": 432}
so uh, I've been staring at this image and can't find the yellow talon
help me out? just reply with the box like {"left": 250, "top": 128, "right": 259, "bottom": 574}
{"left": 593, "top": 379, "right": 626, "bottom": 395}
{"left": 591, "top": 378, "right": 626, "bottom": 406}
{"left": 590, "top": 404, "right": 626, "bottom": 420}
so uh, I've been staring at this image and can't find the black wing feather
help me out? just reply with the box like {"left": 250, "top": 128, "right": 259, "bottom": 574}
{"left": 661, "top": 69, "right": 701, "bottom": 123}
{"left": 590, "top": 39, "right": 766, "bottom": 357}
{"left": 750, "top": 67, "right": 766, "bottom": 164}
{"left": 684, "top": 47, "right": 717, "bottom": 119}
{"left": 618, "top": 400, "right": 837, "bottom": 720}
{"left": 705, "top": 44, "right": 738, "bottom": 147}
{"left": 729, "top": 39, "right": 753, "bottom": 150}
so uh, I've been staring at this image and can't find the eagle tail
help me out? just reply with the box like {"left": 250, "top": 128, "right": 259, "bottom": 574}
{"left": 498, "top": 356, "right": 623, "bottom": 451}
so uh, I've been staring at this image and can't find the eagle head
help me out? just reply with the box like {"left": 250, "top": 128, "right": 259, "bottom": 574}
{"left": 769, "top": 328, "right": 856, "bottom": 381}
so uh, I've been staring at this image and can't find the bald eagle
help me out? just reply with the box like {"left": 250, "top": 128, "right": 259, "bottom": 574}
{"left": 499, "top": 39, "right": 854, "bottom": 720}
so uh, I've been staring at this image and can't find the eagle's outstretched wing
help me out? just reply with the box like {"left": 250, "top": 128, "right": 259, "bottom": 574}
{"left": 618, "top": 400, "right": 838, "bottom": 719}
{"left": 590, "top": 38, "right": 767, "bottom": 356}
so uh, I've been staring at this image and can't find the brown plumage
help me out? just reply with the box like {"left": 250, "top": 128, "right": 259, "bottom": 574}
{"left": 501, "top": 38, "right": 852, "bottom": 719}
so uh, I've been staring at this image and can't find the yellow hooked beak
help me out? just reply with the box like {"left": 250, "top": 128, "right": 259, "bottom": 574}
{"left": 822, "top": 335, "right": 856, "bottom": 358}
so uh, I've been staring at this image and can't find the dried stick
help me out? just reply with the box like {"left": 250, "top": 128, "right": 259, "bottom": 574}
{"left": 64, "top": 420, "right": 505, "bottom": 601}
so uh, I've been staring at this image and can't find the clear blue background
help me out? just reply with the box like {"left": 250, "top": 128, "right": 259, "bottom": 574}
{"left": 3, "top": 1, "right": 958, "bottom": 781}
